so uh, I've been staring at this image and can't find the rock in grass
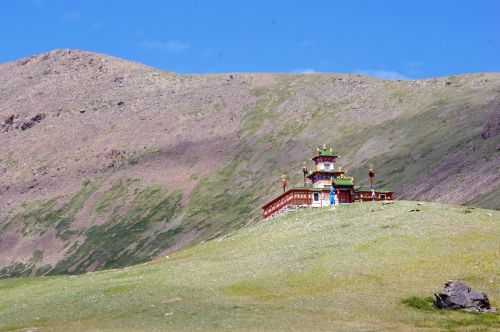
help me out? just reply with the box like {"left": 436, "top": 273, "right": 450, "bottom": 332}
{"left": 434, "top": 281, "right": 496, "bottom": 313}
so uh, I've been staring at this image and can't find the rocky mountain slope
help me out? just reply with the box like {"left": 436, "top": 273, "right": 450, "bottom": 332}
{"left": 1, "top": 49, "right": 499, "bottom": 277}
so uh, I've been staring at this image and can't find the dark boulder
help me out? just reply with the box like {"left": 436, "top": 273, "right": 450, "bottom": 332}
{"left": 19, "top": 113, "right": 46, "bottom": 131}
{"left": 1, "top": 114, "right": 17, "bottom": 132}
{"left": 434, "top": 281, "right": 496, "bottom": 312}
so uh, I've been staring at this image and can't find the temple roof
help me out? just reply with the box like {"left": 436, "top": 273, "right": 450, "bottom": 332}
{"left": 355, "top": 186, "right": 393, "bottom": 193}
{"left": 317, "top": 148, "right": 337, "bottom": 157}
{"left": 306, "top": 170, "right": 345, "bottom": 179}
{"left": 313, "top": 145, "right": 338, "bottom": 159}
{"left": 333, "top": 176, "right": 354, "bottom": 186}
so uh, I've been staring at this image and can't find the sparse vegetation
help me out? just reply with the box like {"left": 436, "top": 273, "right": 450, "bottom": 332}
{"left": 51, "top": 185, "right": 182, "bottom": 274}
{"left": 185, "top": 157, "right": 257, "bottom": 235}
{"left": 1, "top": 180, "right": 182, "bottom": 277}
{"left": 7, "top": 181, "right": 99, "bottom": 239}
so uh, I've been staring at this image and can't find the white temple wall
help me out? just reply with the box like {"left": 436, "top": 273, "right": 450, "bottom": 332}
{"left": 313, "top": 179, "right": 333, "bottom": 189}
{"left": 315, "top": 162, "right": 335, "bottom": 171}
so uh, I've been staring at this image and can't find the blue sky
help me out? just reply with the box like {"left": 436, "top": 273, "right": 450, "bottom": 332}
{"left": 1, "top": 1, "right": 499, "bottom": 79}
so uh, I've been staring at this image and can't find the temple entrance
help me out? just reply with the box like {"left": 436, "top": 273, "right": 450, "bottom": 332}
{"left": 337, "top": 190, "right": 353, "bottom": 203}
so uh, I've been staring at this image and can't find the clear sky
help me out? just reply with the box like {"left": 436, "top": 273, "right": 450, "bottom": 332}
{"left": 1, "top": 1, "right": 499, "bottom": 79}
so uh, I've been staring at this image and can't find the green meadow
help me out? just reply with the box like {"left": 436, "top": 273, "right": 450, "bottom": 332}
{"left": 1, "top": 201, "right": 499, "bottom": 331}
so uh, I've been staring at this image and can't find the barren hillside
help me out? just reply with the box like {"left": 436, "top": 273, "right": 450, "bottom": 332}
{"left": 1, "top": 49, "right": 499, "bottom": 276}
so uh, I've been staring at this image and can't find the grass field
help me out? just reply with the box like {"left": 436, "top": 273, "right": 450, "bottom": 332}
{"left": 0, "top": 201, "right": 499, "bottom": 331}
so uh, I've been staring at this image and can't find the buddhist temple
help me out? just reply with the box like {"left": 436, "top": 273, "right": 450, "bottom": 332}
{"left": 261, "top": 144, "right": 394, "bottom": 219}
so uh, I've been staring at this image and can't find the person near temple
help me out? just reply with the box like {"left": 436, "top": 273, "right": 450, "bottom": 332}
{"left": 329, "top": 184, "right": 336, "bottom": 209}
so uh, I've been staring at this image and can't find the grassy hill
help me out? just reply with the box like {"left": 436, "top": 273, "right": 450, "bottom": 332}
{"left": 1, "top": 49, "right": 499, "bottom": 276}
{"left": 1, "top": 201, "right": 499, "bottom": 331}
